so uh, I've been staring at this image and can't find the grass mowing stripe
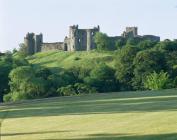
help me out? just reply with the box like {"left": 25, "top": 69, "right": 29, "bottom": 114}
{"left": 1, "top": 89, "right": 177, "bottom": 140}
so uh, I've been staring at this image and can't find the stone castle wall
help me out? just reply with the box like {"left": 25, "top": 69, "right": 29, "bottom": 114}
{"left": 66, "top": 25, "right": 100, "bottom": 51}
{"left": 41, "top": 42, "right": 64, "bottom": 52}
{"left": 24, "top": 25, "right": 160, "bottom": 55}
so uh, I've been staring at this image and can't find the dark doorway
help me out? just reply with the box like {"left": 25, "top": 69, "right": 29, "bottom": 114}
{"left": 64, "top": 44, "right": 68, "bottom": 51}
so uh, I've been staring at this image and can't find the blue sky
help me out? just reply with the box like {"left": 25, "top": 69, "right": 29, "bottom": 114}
{"left": 0, "top": 0, "right": 177, "bottom": 52}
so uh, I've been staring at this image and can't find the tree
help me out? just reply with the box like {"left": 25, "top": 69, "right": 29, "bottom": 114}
{"left": 0, "top": 52, "right": 14, "bottom": 102}
{"left": 0, "top": 52, "right": 30, "bottom": 102}
{"left": 0, "top": 61, "right": 12, "bottom": 102}
{"left": 115, "top": 38, "right": 126, "bottom": 49}
{"left": 133, "top": 50, "right": 167, "bottom": 90}
{"left": 35, "top": 67, "right": 52, "bottom": 80}
{"left": 165, "top": 51, "right": 177, "bottom": 78}
{"left": 144, "top": 71, "right": 172, "bottom": 90}
{"left": 17, "top": 43, "right": 28, "bottom": 57}
{"left": 138, "top": 40, "right": 157, "bottom": 50}
{"left": 115, "top": 45, "right": 140, "bottom": 90}
{"left": 94, "top": 32, "right": 114, "bottom": 51}
{"left": 5, "top": 66, "right": 47, "bottom": 102}
{"left": 154, "top": 40, "right": 177, "bottom": 52}
{"left": 126, "top": 37, "right": 142, "bottom": 46}
{"left": 12, "top": 57, "right": 29, "bottom": 68}
{"left": 67, "top": 66, "right": 91, "bottom": 82}
{"left": 85, "top": 63, "right": 118, "bottom": 92}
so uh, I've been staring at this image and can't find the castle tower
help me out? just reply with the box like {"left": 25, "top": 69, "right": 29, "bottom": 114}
{"left": 126, "top": 27, "right": 138, "bottom": 36}
{"left": 122, "top": 27, "right": 138, "bottom": 38}
{"left": 69, "top": 25, "right": 79, "bottom": 51}
{"left": 24, "top": 33, "right": 35, "bottom": 55}
{"left": 24, "top": 33, "right": 43, "bottom": 54}
{"left": 34, "top": 33, "right": 43, "bottom": 53}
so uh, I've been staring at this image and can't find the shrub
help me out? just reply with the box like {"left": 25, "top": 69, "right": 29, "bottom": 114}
{"left": 57, "top": 83, "right": 97, "bottom": 96}
{"left": 85, "top": 63, "right": 118, "bottom": 92}
{"left": 3, "top": 93, "right": 12, "bottom": 102}
{"left": 144, "top": 71, "right": 172, "bottom": 90}
{"left": 74, "top": 83, "right": 97, "bottom": 94}
{"left": 57, "top": 85, "right": 76, "bottom": 96}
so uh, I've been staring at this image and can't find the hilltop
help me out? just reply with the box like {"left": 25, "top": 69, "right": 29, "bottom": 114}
{"left": 28, "top": 50, "right": 115, "bottom": 71}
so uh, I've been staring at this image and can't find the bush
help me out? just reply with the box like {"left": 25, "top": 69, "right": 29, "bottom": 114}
{"left": 144, "top": 71, "right": 172, "bottom": 90}
{"left": 85, "top": 63, "right": 118, "bottom": 92}
{"left": 57, "top": 85, "right": 76, "bottom": 96}
{"left": 57, "top": 83, "right": 97, "bottom": 96}
{"left": 3, "top": 93, "right": 12, "bottom": 102}
{"left": 74, "top": 83, "right": 97, "bottom": 94}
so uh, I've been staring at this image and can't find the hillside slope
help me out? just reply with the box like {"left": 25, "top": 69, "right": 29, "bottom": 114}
{"left": 1, "top": 89, "right": 177, "bottom": 140}
{"left": 28, "top": 51, "right": 115, "bottom": 71}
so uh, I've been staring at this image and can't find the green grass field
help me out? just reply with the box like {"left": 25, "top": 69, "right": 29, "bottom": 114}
{"left": 28, "top": 51, "right": 115, "bottom": 72}
{"left": 0, "top": 89, "right": 177, "bottom": 140}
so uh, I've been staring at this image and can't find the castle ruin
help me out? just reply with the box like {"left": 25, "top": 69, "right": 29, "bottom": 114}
{"left": 24, "top": 25, "right": 100, "bottom": 54}
{"left": 24, "top": 25, "right": 160, "bottom": 54}
{"left": 122, "top": 27, "right": 138, "bottom": 38}
{"left": 121, "top": 27, "right": 160, "bottom": 41}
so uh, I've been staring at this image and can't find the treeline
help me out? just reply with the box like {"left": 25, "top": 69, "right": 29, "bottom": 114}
{"left": 0, "top": 33, "right": 177, "bottom": 102}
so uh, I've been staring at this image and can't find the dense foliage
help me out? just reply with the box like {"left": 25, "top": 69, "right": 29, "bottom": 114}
{"left": 144, "top": 71, "right": 171, "bottom": 90}
{"left": 0, "top": 35, "right": 177, "bottom": 102}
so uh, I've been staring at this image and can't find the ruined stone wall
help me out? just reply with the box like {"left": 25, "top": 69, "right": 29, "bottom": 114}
{"left": 143, "top": 35, "right": 160, "bottom": 42}
{"left": 23, "top": 26, "right": 160, "bottom": 54}
{"left": 75, "top": 29, "right": 87, "bottom": 51}
{"left": 122, "top": 27, "right": 138, "bottom": 38}
{"left": 67, "top": 25, "right": 100, "bottom": 51}
{"left": 41, "top": 42, "right": 64, "bottom": 52}
{"left": 64, "top": 37, "right": 70, "bottom": 51}
{"left": 121, "top": 27, "right": 160, "bottom": 41}
{"left": 86, "top": 28, "right": 99, "bottom": 51}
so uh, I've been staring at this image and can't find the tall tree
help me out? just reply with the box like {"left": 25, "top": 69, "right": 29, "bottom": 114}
{"left": 133, "top": 50, "right": 167, "bottom": 90}
{"left": 115, "top": 45, "right": 140, "bottom": 90}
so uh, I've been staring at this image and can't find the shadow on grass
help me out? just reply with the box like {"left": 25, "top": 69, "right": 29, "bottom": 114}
{"left": 1, "top": 90, "right": 177, "bottom": 119}
{"left": 1, "top": 130, "right": 72, "bottom": 136}
{"left": 42, "top": 133, "right": 177, "bottom": 140}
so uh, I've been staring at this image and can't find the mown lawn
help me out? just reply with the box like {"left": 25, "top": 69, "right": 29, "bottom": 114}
{"left": 0, "top": 89, "right": 177, "bottom": 140}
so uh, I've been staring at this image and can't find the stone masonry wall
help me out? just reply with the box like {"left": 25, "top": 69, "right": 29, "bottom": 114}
{"left": 41, "top": 42, "right": 64, "bottom": 52}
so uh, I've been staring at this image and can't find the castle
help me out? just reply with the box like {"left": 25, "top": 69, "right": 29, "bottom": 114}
{"left": 24, "top": 25, "right": 160, "bottom": 54}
